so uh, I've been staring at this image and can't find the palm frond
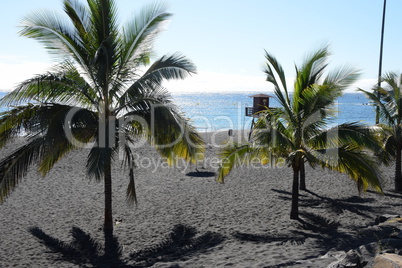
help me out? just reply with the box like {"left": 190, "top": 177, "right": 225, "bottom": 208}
{"left": 263, "top": 50, "right": 292, "bottom": 117}
{"left": 316, "top": 144, "right": 382, "bottom": 194}
{"left": 217, "top": 143, "right": 256, "bottom": 183}
{"left": 0, "top": 138, "right": 45, "bottom": 203}
{"left": 87, "top": 0, "right": 119, "bottom": 45}
{"left": 293, "top": 45, "right": 329, "bottom": 103}
{"left": 359, "top": 87, "right": 394, "bottom": 126}
{"left": 118, "top": 2, "right": 171, "bottom": 76}
{"left": 116, "top": 82, "right": 173, "bottom": 117}
{"left": 0, "top": 62, "right": 97, "bottom": 108}
{"left": 39, "top": 106, "right": 97, "bottom": 175}
{"left": 252, "top": 114, "right": 294, "bottom": 155}
{"left": 63, "top": 0, "right": 92, "bottom": 38}
{"left": 141, "top": 53, "right": 197, "bottom": 84}
{"left": 146, "top": 105, "right": 204, "bottom": 165}
{"left": 323, "top": 65, "right": 360, "bottom": 90}
{"left": 0, "top": 105, "right": 42, "bottom": 147}
{"left": 86, "top": 147, "right": 114, "bottom": 182}
{"left": 119, "top": 143, "right": 137, "bottom": 205}
{"left": 309, "top": 122, "right": 383, "bottom": 152}
{"left": 116, "top": 53, "right": 196, "bottom": 114}
{"left": 19, "top": 8, "right": 91, "bottom": 75}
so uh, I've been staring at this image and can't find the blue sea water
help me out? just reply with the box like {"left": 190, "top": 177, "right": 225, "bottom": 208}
{"left": 0, "top": 91, "right": 376, "bottom": 132}
{"left": 171, "top": 91, "right": 376, "bottom": 131}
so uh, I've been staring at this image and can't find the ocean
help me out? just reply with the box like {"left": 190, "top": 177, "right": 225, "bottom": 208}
{"left": 0, "top": 91, "right": 376, "bottom": 132}
{"left": 171, "top": 91, "right": 376, "bottom": 132}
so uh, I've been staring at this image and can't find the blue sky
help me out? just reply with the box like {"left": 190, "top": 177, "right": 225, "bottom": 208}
{"left": 1, "top": 0, "right": 401, "bottom": 92}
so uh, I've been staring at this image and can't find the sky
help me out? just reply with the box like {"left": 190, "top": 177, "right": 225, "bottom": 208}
{"left": 0, "top": 0, "right": 401, "bottom": 93}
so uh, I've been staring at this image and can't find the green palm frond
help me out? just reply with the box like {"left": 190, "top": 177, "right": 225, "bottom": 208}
{"left": 0, "top": 105, "right": 41, "bottom": 147}
{"left": 0, "top": 62, "right": 96, "bottom": 108}
{"left": 293, "top": 45, "right": 329, "bottom": 101}
{"left": 263, "top": 50, "right": 292, "bottom": 119}
{"left": 217, "top": 143, "right": 258, "bottom": 183}
{"left": 146, "top": 105, "right": 204, "bottom": 165}
{"left": 0, "top": 102, "right": 98, "bottom": 178}
{"left": 116, "top": 53, "right": 196, "bottom": 114}
{"left": 64, "top": 0, "right": 92, "bottom": 34}
{"left": 323, "top": 65, "right": 360, "bottom": 90}
{"left": 0, "top": 137, "right": 45, "bottom": 203}
{"left": 383, "top": 134, "right": 398, "bottom": 157}
{"left": 116, "top": 82, "right": 172, "bottom": 116}
{"left": 86, "top": 147, "right": 114, "bottom": 182}
{"left": 252, "top": 115, "right": 294, "bottom": 155}
{"left": 39, "top": 107, "right": 97, "bottom": 175}
{"left": 361, "top": 72, "right": 402, "bottom": 127}
{"left": 310, "top": 123, "right": 382, "bottom": 151}
{"left": 118, "top": 2, "right": 171, "bottom": 75}
{"left": 119, "top": 143, "right": 137, "bottom": 205}
{"left": 316, "top": 144, "right": 382, "bottom": 194}
{"left": 142, "top": 53, "right": 197, "bottom": 83}
{"left": 361, "top": 88, "right": 394, "bottom": 126}
{"left": 87, "top": 0, "right": 119, "bottom": 46}
{"left": 19, "top": 8, "right": 90, "bottom": 74}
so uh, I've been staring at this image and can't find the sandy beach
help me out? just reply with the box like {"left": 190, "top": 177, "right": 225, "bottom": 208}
{"left": 1, "top": 130, "right": 402, "bottom": 267}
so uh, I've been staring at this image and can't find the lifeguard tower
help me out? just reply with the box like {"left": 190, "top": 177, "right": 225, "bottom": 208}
{"left": 245, "top": 93, "right": 273, "bottom": 117}
{"left": 245, "top": 93, "right": 274, "bottom": 139}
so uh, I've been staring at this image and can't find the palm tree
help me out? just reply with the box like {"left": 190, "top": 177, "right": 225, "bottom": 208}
{"left": 0, "top": 0, "right": 204, "bottom": 250}
{"left": 360, "top": 72, "right": 402, "bottom": 192}
{"left": 217, "top": 46, "right": 383, "bottom": 219}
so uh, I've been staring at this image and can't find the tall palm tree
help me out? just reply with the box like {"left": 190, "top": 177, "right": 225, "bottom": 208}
{"left": 361, "top": 72, "right": 402, "bottom": 192}
{"left": 0, "top": 0, "right": 204, "bottom": 249}
{"left": 217, "top": 46, "right": 383, "bottom": 219}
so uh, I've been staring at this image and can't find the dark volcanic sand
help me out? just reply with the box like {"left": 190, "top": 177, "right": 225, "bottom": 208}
{"left": 0, "top": 130, "right": 401, "bottom": 267}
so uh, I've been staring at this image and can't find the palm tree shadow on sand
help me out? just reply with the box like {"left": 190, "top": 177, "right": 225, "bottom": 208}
{"left": 29, "top": 226, "right": 127, "bottom": 267}
{"left": 29, "top": 224, "right": 225, "bottom": 267}
{"left": 233, "top": 208, "right": 396, "bottom": 267}
{"left": 271, "top": 188, "right": 388, "bottom": 217}
{"left": 130, "top": 224, "right": 225, "bottom": 267}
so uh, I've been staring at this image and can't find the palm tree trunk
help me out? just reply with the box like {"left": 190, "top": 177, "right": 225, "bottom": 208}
{"left": 290, "top": 168, "right": 299, "bottom": 219}
{"left": 299, "top": 162, "right": 306, "bottom": 191}
{"left": 103, "top": 158, "right": 114, "bottom": 255}
{"left": 395, "top": 145, "right": 402, "bottom": 192}
{"left": 104, "top": 159, "right": 113, "bottom": 230}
